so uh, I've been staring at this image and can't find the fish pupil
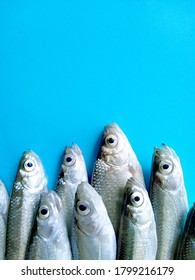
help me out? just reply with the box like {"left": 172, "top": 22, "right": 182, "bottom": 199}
{"left": 27, "top": 162, "right": 33, "bottom": 168}
{"left": 66, "top": 157, "right": 72, "bottom": 162}
{"left": 79, "top": 204, "right": 87, "bottom": 211}
{"left": 41, "top": 209, "right": 48, "bottom": 215}
{"left": 108, "top": 137, "right": 115, "bottom": 144}
{"left": 163, "top": 163, "right": 169, "bottom": 170}
{"left": 134, "top": 196, "right": 140, "bottom": 202}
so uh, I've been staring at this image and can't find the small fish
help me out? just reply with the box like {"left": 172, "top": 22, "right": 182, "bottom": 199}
{"left": 149, "top": 144, "right": 188, "bottom": 259}
{"left": 117, "top": 178, "right": 157, "bottom": 260}
{"left": 176, "top": 202, "right": 195, "bottom": 260}
{"left": 71, "top": 182, "right": 116, "bottom": 260}
{"left": 91, "top": 122, "right": 145, "bottom": 238}
{"left": 55, "top": 143, "right": 88, "bottom": 237}
{"left": 28, "top": 190, "right": 72, "bottom": 260}
{"left": 6, "top": 150, "right": 47, "bottom": 260}
{"left": 0, "top": 180, "right": 9, "bottom": 260}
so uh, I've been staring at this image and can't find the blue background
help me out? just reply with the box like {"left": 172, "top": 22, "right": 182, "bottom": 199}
{"left": 0, "top": 1, "right": 194, "bottom": 207}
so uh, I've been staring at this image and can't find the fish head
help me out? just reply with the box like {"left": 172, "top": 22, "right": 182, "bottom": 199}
{"left": 60, "top": 143, "right": 88, "bottom": 184}
{"left": 74, "top": 182, "right": 107, "bottom": 235}
{"left": 152, "top": 144, "right": 183, "bottom": 192}
{"left": 37, "top": 190, "right": 62, "bottom": 240}
{"left": 124, "top": 178, "right": 151, "bottom": 226}
{"left": 98, "top": 122, "right": 132, "bottom": 166}
{"left": 0, "top": 180, "right": 9, "bottom": 215}
{"left": 17, "top": 150, "right": 47, "bottom": 190}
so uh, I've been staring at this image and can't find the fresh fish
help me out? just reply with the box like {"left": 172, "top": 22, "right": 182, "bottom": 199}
{"left": 117, "top": 178, "right": 157, "bottom": 260}
{"left": 6, "top": 150, "right": 47, "bottom": 260}
{"left": 28, "top": 190, "right": 72, "bottom": 260}
{"left": 91, "top": 122, "right": 145, "bottom": 238}
{"left": 176, "top": 202, "right": 195, "bottom": 260}
{"left": 149, "top": 144, "right": 188, "bottom": 259}
{"left": 71, "top": 181, "right": 116, "bottom": 260}
{"left": 55, "top": 143, "right": 88, "bottom": 237}
{"left": 0, "top": 180, "right": 9, "bottom": 260}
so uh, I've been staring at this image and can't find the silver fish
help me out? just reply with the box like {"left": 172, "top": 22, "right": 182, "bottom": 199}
{"left": 117, "top": 178, "right": 157, "bottom": 260}
{"left": 6, "top": 150, "right": 47, "bottom": 259}
{"left": 71, "top": 181, "right": 116, "bottom": 260}
{"left": 176, "top": 202, "right": 195, "bottom": 260}
{"left": 28, "top": 190, "right": 72, "bottom": 260}
{"left": 0, "top": 180, "right": 9, "bottom": 260}
{"left": 91, "top": 122, "right": 145, "bottom": 237}
{"left": 55, "top": 143, "right": 88, "bottom": 237}
{"left": 149, "top": 144, "right": 188, "bottom": 259}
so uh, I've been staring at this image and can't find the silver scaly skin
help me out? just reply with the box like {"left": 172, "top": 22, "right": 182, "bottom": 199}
{"left": 71, "top": 182, "right": 116, "bottom": 260}
{"left": 117, "top": 178, "right": 157, "bottom": 260}
{"left": 28, "top": 190, "right": 72, "bottom": 260}
{"left": 0, "top": 180, "right": 9, "bottom": 260}
{"left": 149, "top": 144, "right": 188, "bottom": 259}
{"left": 6, "top": 150, "right": 47, "bottom": 260}
{"left": 91, "top": 122, "right": 145, "bottom": 238}
{"left": 176, "top": 202, "right": 195, "bottom": 260}
{"left": 55, "top": 143, "right": 88, "bottom": 238}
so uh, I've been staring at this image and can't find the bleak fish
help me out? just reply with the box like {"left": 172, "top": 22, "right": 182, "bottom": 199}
{"left": 71, "top": 182, "right": 116, "bottom": 260}
{"left": 55, "top": 143, "right": 88, "bottom": 237}
{"left": 28, "top": 190, "right": 72, "bottom": 260}
{"left": 176, "top": 202, "right": 195, "bottom": 260}
{"left": 0, "top": 180, "right": 9, "bottom": 260}
{"left": 6, "top": 150, "right": 47, "bottom": 260}
{"left": 149, "top": 144, "right": 188, "bottom": 259}
{"left": 117, "top": 178, "right": 157, "bottom": 260}
{"left": 91, "top": 122, "right": 145, "bottom": 238}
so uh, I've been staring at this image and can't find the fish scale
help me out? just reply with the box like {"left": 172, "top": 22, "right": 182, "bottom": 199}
{"left": 118, "top": 218, "right": 155, "bottom": 259}
{"left": 150, "top": 184, "right": 181, "bottom": 259}
{"left": 92, "top": 159, "right": 130, "bottom": 235}
{"left": 117, "top": 178, "right": 157, "bottom": 260}
{"left": 0, "top": 216, "right": 6, "bottom": 259}
{"left": 0, "top": 180, "right": 9, "bottom": 260}
{"left": 6, "top": 183, "right": 46, "bottom": 259}
{"left": 91, "top": 123, "right": 145, "bottom": 240}
{"left": 6, "top": 150, "right": 47, "bottom": 260}
{"left": 149, "top": 144, "right": 188, "bottom": 260}
{"left": 176, "top": 203, "right": 195, "bottom": 260}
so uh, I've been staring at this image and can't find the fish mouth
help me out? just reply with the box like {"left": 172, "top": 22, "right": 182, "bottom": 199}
{"left": 64, "top": 142, "right": 81, "bottom": 155}
{"left": 103, "top": 122, "right": 120, "bottom": 134}
{"left": 154, "top": 143, "right": 176, "bottom": 157}
{"left": 154, "top": 143, "right": 168, "bottom": 155}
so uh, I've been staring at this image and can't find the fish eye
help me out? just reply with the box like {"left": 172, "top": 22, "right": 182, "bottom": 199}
{"left": 105, "top": 134, "right": 118, "bottom": 148}
{"left": 39, "top": 206, "right": 49, "bottom": 219}
{"left": 76, "top": 200, "right": 90, "bottom": 216}
{"left": 64, "top": 154, "right": 76, "bottom": 166}
{"left": 23, "top": 159, "right": 36, "bottom": 172}
{"left": 130, "top": 191, "right": 144, "bottom": 207}
{"left": 159, "top": 160, "right": 173, "bottom": 174}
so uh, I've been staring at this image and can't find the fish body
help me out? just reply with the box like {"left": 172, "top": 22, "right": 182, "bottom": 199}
{"left": 71, "top": 182, "right": 116, "bottom": 260}
{"left": 91, "top": 122, "right": 145, "bottom": 237}
{"left": 55, "top": 143, "right": 88, "bottom": 238}
{"left": 117, "top": 178, "right": 157, "bottom": 260}
{"left": 28, "top": 190, "right": 72, "bottom": 260}
{"left": 176, "top": 202, "right": 195, "bottom": 260}
{"left": 149, "top": 144, "right": 188, "bottom": 259}
{"left": 6, "top": 150, "right": 47, "bottom": 260}
{"left": 0, "top": 180, "right": 9, "bottom": 259}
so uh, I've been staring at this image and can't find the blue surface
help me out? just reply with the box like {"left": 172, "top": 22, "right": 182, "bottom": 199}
{"left": 0, "top": 1, "right": 195, "bottom": 207}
